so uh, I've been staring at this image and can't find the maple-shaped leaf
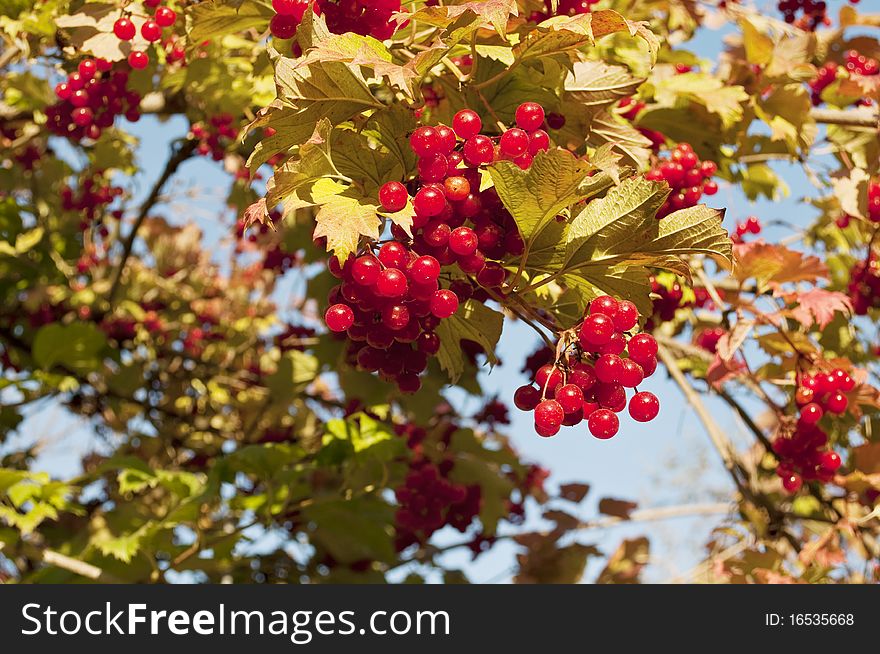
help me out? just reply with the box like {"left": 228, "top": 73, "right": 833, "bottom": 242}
{"left": 312, "top": 194, "right": 381, "bottom": 263}
{"left": 652, "top": 72, "right": 749, "bottom": 129}
{"left": 733, "top": 240, "right": 827, "bottom": 291}
{"left": 435, "top": 300, "right": 504, "bottom": 383}
{"left": 783, "top": 288, "right": 852, "bottom": 330}
{"left": 517, "top": 11, "right": 659, "bottom": 65}
{"left": 186, "top": 0, "right": 274, "bottom": 44}
{"left": 242, "top": 198, "right": 270, "bottom": 231}
{"left": 400, "top": 0, "right": 518, "bottom": 37}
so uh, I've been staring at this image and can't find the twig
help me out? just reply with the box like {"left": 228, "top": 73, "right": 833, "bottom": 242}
{"left": 107, "top": 138, "right": 198, "bottom": 303}
{"left": 21, "top": 544, "right": 123, "bottom": 583}
{"left": 810, "top": 107, "right": 879, "bottom": 129}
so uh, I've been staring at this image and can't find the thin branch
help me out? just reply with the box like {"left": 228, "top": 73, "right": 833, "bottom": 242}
{"left": 107, "top": 138, "right": 198, "bottom": 303}
{"left": 810, "top": 107, "right": 879, "bottom": 129}
{"left": 19, "top": 544, "right": 123, "bottom": 583}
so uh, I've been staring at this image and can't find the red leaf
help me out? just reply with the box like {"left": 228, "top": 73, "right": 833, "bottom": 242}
{"left": 784, "top": 288, "right": 852, "bottom": 330}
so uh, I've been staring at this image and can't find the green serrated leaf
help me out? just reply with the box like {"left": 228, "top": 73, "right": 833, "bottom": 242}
{"left": 435, "top": 300, "right": 504, "bottom": 383}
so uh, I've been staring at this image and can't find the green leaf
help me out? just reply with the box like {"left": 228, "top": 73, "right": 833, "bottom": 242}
{"left": 652, "top": 72, "right": 749, "bottom": 129}
{"left": 32, "top": 322, "right": 107, "bottom": 373}
{"left": 312, "top": 193, "right": 381, "bottom": 263}
{"left": 405, "top": 0, "right": 518, "bottom": 38}
{"left": 303, "top": 497, "right": 396, "bottom": 563}
{"left": 265, "top": 351, "right": 319, "bottom": 401}
{"left": 435, "top": 300, "right": 504, "bottom": 383}
{"left": 186, "top": 0, "right": 274, "bottom": 44}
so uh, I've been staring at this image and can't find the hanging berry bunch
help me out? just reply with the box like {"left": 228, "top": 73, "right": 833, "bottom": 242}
{"left": 848, "top": 251, "right": 880, "bottom": 315}
{"left": 270, "top": 0, "right": 405, "bottom": 41}
{"left": 112, "top": 3, "right": 178, "bottom": 70}
{"left": 513, "top": 295, "right": 660, "bottom": 439}
{"left": 731, "top": 216, "right": 762, "bottom": 244}
{"left": 772, "top": 369, "right": 860, "bottom": 493}
{"left": 190, "top": 114, "right": 239, "bottom": 161}
{"left": 645, "top": 143, "right": 719, "bottom": 219}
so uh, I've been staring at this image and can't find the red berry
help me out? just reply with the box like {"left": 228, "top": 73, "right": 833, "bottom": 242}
{"left": 430, "top": 289, "right": 459, "bottom": 318}
{"left": 72, "top": 107, "right": 93, "bottom": 127}
{"left": 613, "top": 300, "right": 639, "bottom": 331}
{"left": 444, "top": 176, "right": 471, "bottom": 202}
{"left": 435, "top": 124, "right": 457, "bottom": 154}
{"left": 452, "top": 109, "right": 482, "bottom": 140}
{"left": 128, "top": 51, "right": 149, "bottom": 70}
{"left": 618, "top": 359, "right": 644, "bottom": 388}
{"left": 270, "top": 13, "right": 299, "bottom": 39}
{"left": 414, "top": 186, "right": 446, "bottom": 218}
{"left": 825, "top": 392, "right": 848, "bottom": 414}
{"left": 500, "top": 128, "right": 530, "bottom": 157}
{"left": 799, "top": 402, "right": 823, "bottom": 425}
{"left": 594, "top": 354, "right": 623, "bottom": 384}
{"left": 781, "top": 473, "right": 802, "bottom": 493}
{"left": 378, "top": 241, "right": 408, "bottom": 270}
{"left": 410, "top": 126, "right": 440, "bottom": 157}
{"left": 596, "top": 383, "right": 626, "bottom": 412}
{"left": 417, "top": 331, "right": 440, "bottom": 355}
{"left": 449, "top": 226, "right": 478, "bottom": 256}
{"left": 381, "top": 303, "right": 410, "bottom": 331}
{"left": 410, "top": 255, "right": 441, "bottom": 284}
{"left": 535, "top": 364, "right": 563, "bottom": 392}
{"left": 272, "top": 0, "right": 308, "bottom": 18}
{"left": 77, "top": 59, "right": 97, "bottom": 79}
{"left": 528, "top": 129, "right": 550, "bottom": 155}
{"left": 589, "top": 295, "right": 619, "bottom": 318}
{"left": 325, "top": 303, "right": 354, "bottom": 332}
{"left": 379, "top": 181, "right": 408, "bottom": 212}
{"left": 351, "top": 255, "right": 381, "bottom": 286}
{"left": 514, "top": 385, "right": 541, "bottom": 411}
{"left": 629, "top": 391, "right": 660, "bottom": 422}
{"left": 113, "top": 18, "right": 136, "bottom": 41}
{"left": 819, "top": 451, "right": 842, "bottom": 472}
{"left": 376, "top": 268, "right": 408, "bottom": 298}
{"left": 588, "top": 408, "right": 619, "bottom": 439}
{"left": 463, "top": 135, "right": 495, "bottom": 166}
{"left": 579, "top": 313, "right": 614, "bottom": 348}
{"left": 535, "top": 399, "right": 564, "bottom": 436}
{"left": 569, "top": 366, "right": 596, "bottom": 393}
{"left": 627, "top": 333, "right": 658, "bottom": 362}
{"left": 515, "top": 102, "right": 545, "bottom": 131}
{"left": 556, "top": 384, "right": 584, "bottom": 414}
{"left": 141, "top": 20, "right": 162, "bottom": 42}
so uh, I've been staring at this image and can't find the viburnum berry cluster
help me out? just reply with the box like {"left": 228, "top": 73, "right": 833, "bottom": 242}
{"left": 772, "top": 369, "right": 858, "bottom": 493}
{"left": 61, "top": 171, "right": 124, "bottom": 233}
{"left": 645, "top": 143, "right": 718, "bottom": 219}
{"left": 270, "top": 0, "right": 403, "bottom": 41}
{"left": 695, "top": 326, "right": 726, "bottom": 353}
{"left": 618, "top": 97, "right": 666, "bottom": 151}
{"left": 323, "top": 101, "right": 551, "bottom": 391}
{"left": 513, "top": 295, "right": 660, "bottom": 439}
{"left": 848, "top": 252, "right": 880, "bottom": 315}
{"left": 48, "top": 60, "right": 140, "bottom": 141}
{"left": 646, "top": 277, "right": 719, "bottom": 327}
{"left": 776, "top": 0, "right": 831, "bottom": 31}
{"left": 731, "top": 216, "right": 762, "bottom": 244}
{"left": 112, "top": 4, "right": 178, "bottom": 70}
{"left": 809, "top": 51, "right": 878, "bottom": 107}
{"left": 190, "top": 115, "right": 239, "bottom": 161}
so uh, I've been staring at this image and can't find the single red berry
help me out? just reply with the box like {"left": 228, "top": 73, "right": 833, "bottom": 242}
{"left": 799, "top": 402, "right": 824, "bottom": 425}
{"left": 272, "top": 0, "right": 308, "bottom": 18}
{"left": 589, "top": 295, "right": 619, "bottom": 318}
{"left": 72, "top": 107, "right": 94, "bottom": 127}
{"left": 141, "top": 20, "right": 162, "bottom": 42}
{"left": 500, "top": 128, "right": 530, "bottom": 157}
{"left": 594, "top": 354, "right": 623, "bottom": 384}
{"left": 325, "top": 304, "right": 354, "bottom": 332}
{"left": 270, "top": 13, "right": 299, "bottom": 39}
{"left": 515, "top": 102, "right": 545, "bottom": 131}
{"left": 452, "top": 109, "right": 482, "bottom": 140}
{"left": 535, "top": 364, "right": 564, "bottom": 392}
{"left": 618, "top": 359, "right": 644, "bottom": 388}
{"left": 627, "top": 333, "right": 658, "bottom": 362}
{"left": 379, "top": 181, "right": 408, "bottom": 212}
{"left": 78, "top": 59, "right": 97, "bottom": 80}
{"left": 435, "top": 124, "right": 457, "bottom": 154}
{"left": 825, "top": 392, "right": 848, "bottom": 414}
{"left": 128, "top": 51, "right": 149, "bottom": 70}
{"left": 378, "top": 241, "right": 408, "bottom": 270}
{"left": 613, "top": 300, "right": 639, "bottom": 331}
{"left": 381, "top": 303, "right": 410, "bottom": 331}
{"left": 409, "top": 126, "right": 441, "bottom": 157}
{"left": 514, "top": 385, "right": 541, "bottom": 411}
{"left": 819, "top": 451, "right": 842, "bottom": 472}
{"left": 535, "top": 399, "right": 564, "bottom": 436}
{"left": 376, "top": 268, "right": 408, "bottom": 298}
{"left": 629, "top": 391, "right": 660, "bottom": 422}
{"left": 417, "top": 331, "right": 440, "bottom": 355}
{"left": 569, "top": 366, "right": 597, "bottom": 393}
{"left": 588, "top": 408, "right": 619, "bottom": 439}
{"left": 351, "top": 255, "right": 381, "bottom": 286}
{"left": 414, "top": 186, "right": 447, "bottom": 218}
{"left": 463, "top": 135, "right": 495, "bottom": 166}
{"left": 528, "top": 129, "right": 550, "bottom": 155}
{"left": 410, "top": 255, "right": 441, "bottom": 285}
{"left": 597, "top": 383, "right": 626, "bottom": 412}
{"left": 781, "top": 473, "right": 802, "bottom": 494}
{"left": 444, "top": 176, "right": 471, "bottom": 202}
{"left": 430, "top": 289, "right": 459, "bottom": 318}
{"left": 449, "top": 226, "right": 478, "bottom": 256}
{"left": 113, "top": 17, "right": 136, "bottom": 41}
{"left": 556, "top": 384, "right": 584, "bottom": 414}
{"left": 579, "top": 313, "right": 614, "bottom": 348}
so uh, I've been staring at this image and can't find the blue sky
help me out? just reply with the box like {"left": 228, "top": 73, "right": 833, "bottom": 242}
{"left": 7, "top": 1, "right": 863, "bottom": 583}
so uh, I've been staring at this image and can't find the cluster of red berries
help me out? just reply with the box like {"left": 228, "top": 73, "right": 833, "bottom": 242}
{"left": 190, "top": 115, "right": 239, "bottom": 161}
{"left": 112, "top": 5, "right": 178, "bottom": 70}
{"left": 695, "top": 326, "right": 726, "bottom": 353}
{"left": 270, "top": 0, "right": 403, "bottom": 41}
{"left": 645, "top": 143, "right": 718, "bottom": 219}
{"left": 810, "top": 51, "right": 878, "bottom": 106}
{"left": 776, "top": 0, "right": 830, "bottom": 31}
{"left": 49, "top": 61, "right": 140, "bottom": 141}
{"left": 324, "top": 244, "right": 459, "bottom": 394}
{"left": 648, "top": 277, "right": 718, "bottom": 325}
{"left": 848, "top": 252, "right": 880, "bottom": 315}
{"left": 394, "top": 459, "right": 481, "bottom": 550}
{"left": 772, "top": 369, "right": 857, "bottom": 493}
{"left": 731, "top": 216, "right": 762, "bottom": 244}
{"left": 513, "top": 295, "right": 661, "bottom": 439}
{"left": 809, "top": 62, "right": 838, "bottom": 106}
{"left": 61, "top": 172, "right": 124, "bottom": 232}
{"left": 845, "top": 50, "right": 879, "bottom": 77}
{"left": 618, "top": 97, "right": 666, "bottom": 151}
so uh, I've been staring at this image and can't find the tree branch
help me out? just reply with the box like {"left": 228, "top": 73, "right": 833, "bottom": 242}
{"left": 107, "top": 138, "right": 198, "bottom": 303}
{"left": 810, "top": 107, "right": 879, "bottom": 129}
